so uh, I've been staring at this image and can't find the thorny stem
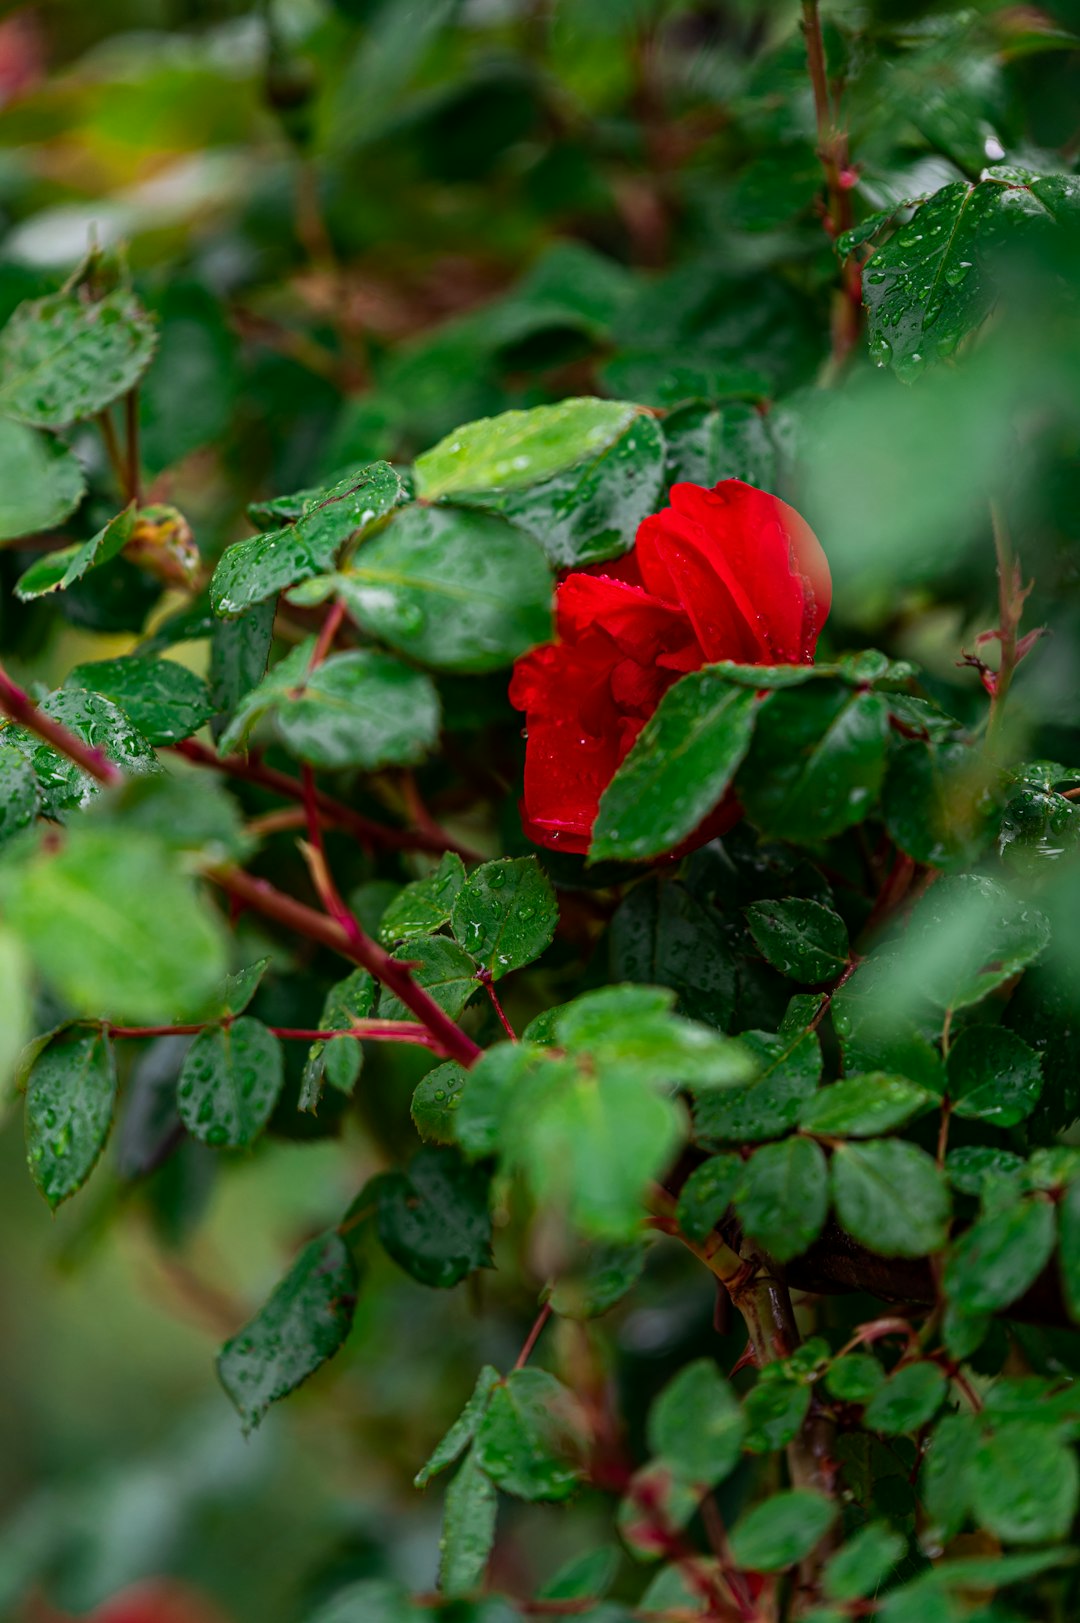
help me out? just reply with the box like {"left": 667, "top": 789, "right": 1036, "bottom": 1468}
{"left": 204, "top": 863, "right": 482, "bottom": 1068}
{"left": 171, "top": 737, "right": 480, "bottom": 860}
{"left": 986, "top": 498, "right": 1024, "bottom": 755}
{"left": 802, "top": 0, "right": 862, "bottom": 369}
{"left": 649, "top": 1193, "right": 837, "bottom": 1597}
{"left": 0, "top": 662, "right": 121, "bottom": 787}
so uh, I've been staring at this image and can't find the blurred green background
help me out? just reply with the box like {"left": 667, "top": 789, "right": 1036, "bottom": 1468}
{"left": 1, "top": 0, "right": 1079, "bottom": 1617}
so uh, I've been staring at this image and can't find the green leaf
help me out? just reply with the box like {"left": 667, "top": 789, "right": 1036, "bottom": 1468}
{"left": 0, "top": 827, "right": 227, "bottom": 1023}
{"left": 335, "top": 504, "right": 552, "bottom": 673}
{"left": 379, "top": 853, "right": 466, "bottom": 944}
{"left": 735, "top": 1137, "right": 828, "bottom": 1262}
{"left": 373, "top": 1147, "right": 492, "bottom": 1288}
{"left": 221, "top": 641, "right": 440, "bottom": 770}
{"left": 379, "top": 936, "right": 479, "bottom": 1023}
{"left": 411, "top": 1061, "right": 468, "bottom": 1144}
{"left": 220, "top": 959, "right": 270, "bottom": 1018}
{"left": 862, "top": 177, "right": 1049, "bottom": 382}
{"left": 902, "top": 875, "right": 1050, "bottom": 1014}
{"left": 473, "top": 1369, "right": 582, "bottom": 1501}
{"left": 208, "top": 599, "right": 274, "bottom": 740}
{"left": 745, "top": 898, "right": 850, "bottom": 983}
{"left": 24, "top": 1025, "right": 117, "bottom": 1208}
{"left": 921, "top": 1412, "right": 980, "bottom": 1546}
{"left": 450, "top": 857, "right": 557, "bottom": 979}
{"left": 798, "top": 1074, "right": 933, "bottom": 1138}
{"left": 863, "top": 1362, "right": 948, "bottom": 1436}
{"left": 217, "top": 1231, "right": 358, "bottom": 1430}
{"left": 729, "top": 1491, "right": 836, "bottom": 1572}
{"left": 439, "top": 1448, "right": 497, "bottom": 1597}
{"left": 0, "top": 745, "right": 39, "bottom": 847}
{"left": 300, "top": 969, "right": 376, "bottom": 1112}
{"left": 177, "top": 1017, "right": 285, "bottom": 1148}
{"left": 883, "top": 737, "right": 992, "bottom": 870}
{"left": 610, "top": 875, "right": 737, "bottom": 1029}
{"left": 547, "top": 1240, "right": 647, "bottom": 1320}
{"left": 302, "top": 1581, "right": 417, "bottom": 1623}
{"left": 64, "top": 655, "right": 213, "bottom": 745}
{"left": 742, "top": 1376, "right": 810, "bottom": 1453}
{"left": 415, "top": 1364, "right": 501, "bottom": 1488}
{"left": 539, "top": 1545, "right": 619, "bottom": 1603}
{"left": 970, "top": 1421, "right": 1079, "bottom": 1543}
{"left": 590, "top": 676, "right": 757, "bottom": 862}
{"left": 944, "top": 1197, "right": 1056, "bottom": 1315}
{"left": 647, "top": 1358, "right": 746, "bottom": 1489}
{"left": 554, "top": 984, "right": 751, "bottom": 1090}
{"left": 210, "top": 461, "right": 409, "bottom": 615}
{"left": 824, "top": 1354, "right": 884, "bottom": 1404}
{"left": 0, "top": 287, "right": 157, "bottom": 427}
{"left": 738, "top": 685, "right": 891, "bottom": 844}
{"left": 675, "top": 1154, "right": 744, "bottom": 1244}
{"left": 3, "top": 691, "right": 158, "bottom": 816}
{"left": 663, "top": 399, "right": 777, "bottom": 489}
{"left": 946, "top": 1026, "right": 1043, "bottom": 1126}
{"left": 0, "top": 926, "right": 31, "bottom": 1104}
{"left": 831, "top": 1140, "right": 950, "bottom": 1258}
{"left": 823, "top": 1523, "right": 907, "bottom": 1603}
{"left": 14, "top": 504, "right": 135, "bottom": 599}
{"left": 470, "top": 413, "right": 665, "bottom": 570}
{"left": 692, "top": 1026, "right": 821, "bottom": 1144}
{"left": 414, "top": 398, "right": 645, "bottom": 499}
{"left": 0, "top": 419, "right": 85, "bottom": 542}
{"left": 944, "top": 1146, "right": 1025, "bottom": 1199}
{"left": 1059, "top": 1178, "right": 1080, "bottom": 1325}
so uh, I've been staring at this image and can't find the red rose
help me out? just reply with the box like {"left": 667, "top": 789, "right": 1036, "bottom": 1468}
{"left": 509, "top": 479, "right": 831, "bottom": 854}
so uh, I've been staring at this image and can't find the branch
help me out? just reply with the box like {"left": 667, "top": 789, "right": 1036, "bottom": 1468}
{"left": 985, "top": 498, "right": 1027, "bottom": 755}
{"left": 172, "top": 738, "right": 480, "bottom": 860}
{"left": 0, "top": 662, "right": 121, "bottom": 787}
{"left": 802, "top": 0, "right": 862, "bottom": 368}
{"left": 106, "top": 1019, "right": 443, "bottom": 1049}
{"left": 203, "top": 863, "right": 482, "bottom": 1068}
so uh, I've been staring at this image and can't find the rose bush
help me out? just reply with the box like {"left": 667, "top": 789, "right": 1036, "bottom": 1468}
{"left": 510, "top": 479, "right": 831, "bottom": 850}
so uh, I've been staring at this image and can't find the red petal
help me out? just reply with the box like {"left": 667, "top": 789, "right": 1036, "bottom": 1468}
{"left": 635, "top": 479, "right": 831, "bottom": 664}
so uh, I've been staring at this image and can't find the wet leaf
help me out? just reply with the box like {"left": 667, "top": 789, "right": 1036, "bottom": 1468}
{"left": 831, "top": 1140, "right": 950, "bottom": 1257}
{"left": 450, "top": 856, "right": 557, "bottom": 979}
{"left": 336, "top": 504, "right": 552, "bottom": 673}
{"left": 177, "top": 1017, "right": 284, "bottom": 1148}
{"left": 24, "top": 1025, "right": 116, "bottom": 1209}
{"left": 970, "top": 1421, "right": 1079, "bottom": 1544}
{"left": 379, "top": 853, "right": 466, "bottom": 944}
{"left": 411, "top": 1060, "right": 468, "bottom": 1144}
{"left": 946, "top": 1026, "right": 1043, "bottom": 1126}
{"left": 734, "top": 1136, "right": 828, "bottom": 1261}
{"left": 379, "top": 936, "right": 479, "bottom": 1022}
{"left": 473, "top": 1369, "right": 583, "bottom": 1501}
{"left": 675, "top": 1154, "right": 744, "bottom": 1244}
{"left": 439, "top": 1447, "right": 497, "bottom": 1597}
{"left": 217, "top": 1231, "right": 358, "bottom": 1430}
{"left": 210, "top": 461, "right": 408, "bottom": 614}
{"left": 4, "top": 690, "right": 158, "bottom": 816}
{"left": 64, "top": 654, "right": 213, "bottom": 745}
{"left": 798, "top": 1074, "right": 933, "bottom": 1138}
{"left": 738, "top": 684, "right": 890, "bottom": 843}
{"left": 744, "top": 897, "right": 849, "bottom": 983}
{"left": 300, "top": 968, "right": 376, "bottom": 1112}
{"left": 823, "top": 1523, "right": 907, "bottom": 1603}
{"left": 591, "top": 675, "right": 757, "bottom": 863}
{"left": 663, "top": 399, "right": 777, "bottom": 489}
{"left": 548, "top": 1239, "right": 646, "bottom": 1319}
{"left": 15, "top": 504, "right": 136, "bottom": 599}
{"left": 373, "top": 1147, "right": 492, "bottom": 1288}
{"left": 414, "top": 398, "right": 644, "bottom": 499}
{"left": 0, "top": 287, "right": 157, "bottom": 427}
{"left": 0, "top": 419, "right": 86, "bottom": 542}
{"left": 944, "top": 1197, "right": 1055, "bottom": 1315}
{"left": 863, "top": 1362, "right": 947, "bottom": 1436}
{"left": 415, "top": 1365, "right": 501, "bottom": 1488}
{"left": 692, "top": 1026, "right": 821, "bottom": 1144}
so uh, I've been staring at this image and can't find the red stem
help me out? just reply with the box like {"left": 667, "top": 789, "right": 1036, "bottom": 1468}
{"left": 106, "top": 1019, "right": 441, "bottom": 1048}
{"left": 514, "top": 1300, "right": 554, "bottom": 1370}
{"left": 479, "top": 970, "right": 517, "bottom": 1040}
{"left": 0, "top": 663, "right": 121, "bottom": 787}
{"left": 204, "top": 863, "right": 482, "bottom": 1068}
{"left": 171, "top": 737, "right": 479, "bottom": 860}
{"left": 308, "top": 597, "right": 346, "bottom": 670}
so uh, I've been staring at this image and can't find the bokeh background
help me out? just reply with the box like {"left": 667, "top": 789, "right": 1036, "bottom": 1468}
{"left": 1, "top": 1, "right": 1078, "bottom": 1617}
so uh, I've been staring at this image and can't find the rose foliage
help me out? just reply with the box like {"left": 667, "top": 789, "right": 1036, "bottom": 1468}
{"left": 2, "top": 4, "right": 1080, "bottom": 1623}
